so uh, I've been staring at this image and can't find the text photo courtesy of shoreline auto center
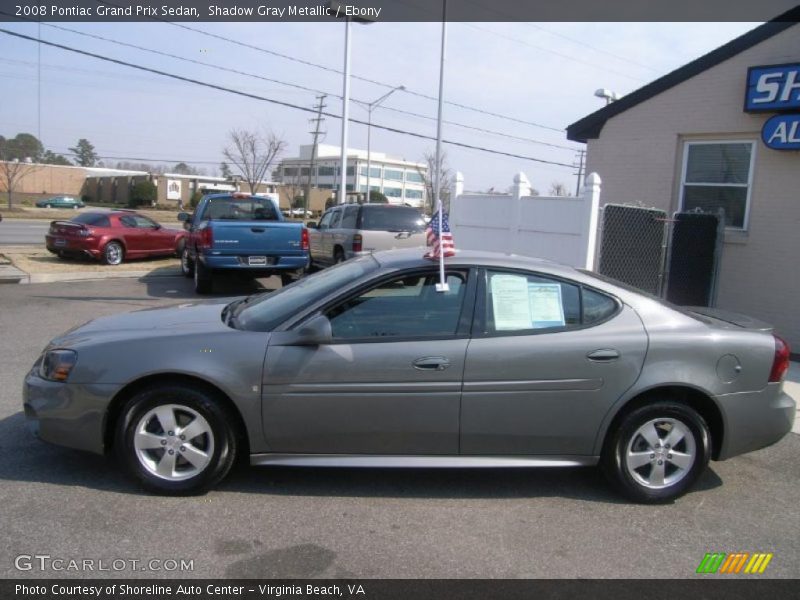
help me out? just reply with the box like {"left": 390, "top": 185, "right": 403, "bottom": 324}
{"left": 0, "top": 0, "right": 799, "bottom": 598}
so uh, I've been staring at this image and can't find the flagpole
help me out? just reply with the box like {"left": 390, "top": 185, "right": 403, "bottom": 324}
{"left": 434, "top": 0, "right": 448, "bottom": 293}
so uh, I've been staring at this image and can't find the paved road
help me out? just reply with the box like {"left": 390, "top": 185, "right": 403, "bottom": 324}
{"left": 0, "top": 219, "right": 50, "bottom": 245}
{"left": 0, "top": 277, "right": 798, "bottom": 579}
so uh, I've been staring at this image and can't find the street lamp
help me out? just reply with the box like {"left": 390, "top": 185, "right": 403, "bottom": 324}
{"left": 594, "top": 88, "right": 620, "bottom": 105}
{"left": 361, "top": 85, "right": 405, "bottom": 203}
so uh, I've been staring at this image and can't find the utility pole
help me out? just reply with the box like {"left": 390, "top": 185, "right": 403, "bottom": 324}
{"left": 305, "top": 94, "right": 327, "bottom": 216}
{"left": 574, "top": 149, "right": 586, "bottom": 196}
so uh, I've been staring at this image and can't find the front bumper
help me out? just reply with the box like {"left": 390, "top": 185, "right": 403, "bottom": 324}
{"left": 23, "top": 371, "right": 121, "bottom": 455}
{"left": 716, "top": 382, "right": 796, "bottom": 460}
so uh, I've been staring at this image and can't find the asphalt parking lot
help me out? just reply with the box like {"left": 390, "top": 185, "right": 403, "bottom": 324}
{"left": 0, "top": 276, "right": 798, "bottom": 579}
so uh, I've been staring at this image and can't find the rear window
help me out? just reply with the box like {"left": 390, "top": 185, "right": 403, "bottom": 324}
{"left": 358, "top": 206, "right": 426, "bottom": 232}
{"left": 72, "top": 213, "right": 111, "bottom": 227}
{"left": 203, "top": 197, "right": 279, "bottom": 221}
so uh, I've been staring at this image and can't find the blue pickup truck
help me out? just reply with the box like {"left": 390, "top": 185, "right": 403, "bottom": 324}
{"left": 178, "top": 193, "right": 309, "bottom": 294}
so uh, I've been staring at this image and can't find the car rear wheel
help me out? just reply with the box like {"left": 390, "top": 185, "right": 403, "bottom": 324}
{"left": 116, "top": 384, "right": 238, "bottom": 495}
{"left": 602, "top": 401, "right": 710, "bottom": 503}
{"left": 333, "top": 247, "right": 345, "bottom": 264}
{"left": 181, "top": 247, "right": 194, "bottom": 278}
{"left": 103, "top": 241, "right": 124, "bottom": 265}
{"left": 194, "top": 259, "right": 213, "bottom": 294}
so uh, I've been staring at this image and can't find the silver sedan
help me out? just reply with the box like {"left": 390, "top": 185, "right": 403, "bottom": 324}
{"left": 23, "top": 250, "right": 795, "bottom": 502}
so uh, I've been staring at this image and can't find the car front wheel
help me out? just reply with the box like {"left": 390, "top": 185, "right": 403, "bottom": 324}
{"left": 103, "top": 241, "right": 124, "bottom": 265}
{"left": 602, "top": 401, "right": 710, "bottom": 503}
{"left": 116, "top": 384, "right": 239, "bottom": 495}
{"left": 180, "top": 246, "right": 194, "bottom": 278}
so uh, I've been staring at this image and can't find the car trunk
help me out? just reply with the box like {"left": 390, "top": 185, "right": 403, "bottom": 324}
{"left": 359, "top": 229, "right": 427, "bottom": 252}
{"left": 209, "top": 221, "right": 303, "bottom": 256}
{"left": 685, "top": 306, "right": 773, "bottom": 332}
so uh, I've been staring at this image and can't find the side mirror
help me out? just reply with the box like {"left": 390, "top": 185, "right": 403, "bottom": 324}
{"left": 177, "top": 212, "right": 191, "bottom": 222}
{"left": 306, "top": 221, "right": 317, "bottom": 229}
{"left": 272, "top": 314, "right": 332, "bottom": 346}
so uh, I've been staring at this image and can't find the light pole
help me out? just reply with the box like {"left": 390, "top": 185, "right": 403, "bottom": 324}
{"left": 363, "top": 85, "right": 405, "bottom": 203}
{"left": 594, "top": 88, "right": 620, "bottom": 105}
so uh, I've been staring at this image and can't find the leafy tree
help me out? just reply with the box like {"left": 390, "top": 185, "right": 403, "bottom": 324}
{"left": 219, "top": 161, "right": 232, "bottom": 178}
{"left": 69, "top": 138, "right": 98, "bottom": 167}
{"left": 367, "top": 190, "right": 388, "bottom": 203}
{"left": 291, "top": 195, "right": 305, "bottom": 209}
{"left": 42, "top": 150, "right": 72, "bottom": 166}
{"left": 172, "top": 162, "right": 195, "bottom": 175}
{"left": 129, "top": 180, "right": 157, "bottom": 208}
{"left": 0, "top": 133, "right": 44, "bottom": 162}
{"left": 190, "top": 190, "right": 204, "bottom": 209}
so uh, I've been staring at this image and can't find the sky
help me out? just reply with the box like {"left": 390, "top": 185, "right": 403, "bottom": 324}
{"left": 0, "top": 19, "right": 760, "bottom": 194}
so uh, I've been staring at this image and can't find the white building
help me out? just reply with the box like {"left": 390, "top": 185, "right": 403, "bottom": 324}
{"left": 275, "top": 144, "right": 428, "bottom": 208}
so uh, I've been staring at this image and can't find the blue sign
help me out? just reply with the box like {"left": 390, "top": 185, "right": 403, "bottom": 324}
{"left": 761, "top": 114, "right": 800, "bottom": 150}
{"left": 745, "top": 63, "right": 800, "bottom": 112}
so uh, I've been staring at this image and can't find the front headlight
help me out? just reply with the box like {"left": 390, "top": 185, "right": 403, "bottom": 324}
{"left": 38, "top": 349, "right": 78, "bottom": 382}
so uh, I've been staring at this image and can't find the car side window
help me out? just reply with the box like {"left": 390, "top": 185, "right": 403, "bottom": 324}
{"left": 326, "top": 271, "right": 468, "bottom": 340}
{"left": 119, "top": 216, "right": 138, "bottom": 228}
{"left": 341, "top": 205, "right": 358, "bottom": 229}
{"left": 329, "top": 209, "right": 343, "bottom": 229}
{"left": 318, "top": 211, "right": 333, "bottom": 230}
{"left": 484, "top": 270, "right": 581, "bottom": 334}
{"left": 583, "top": 287, "right": 618, "bottom": 325}
{"left": 133, "top": 216, "right": 158, "bottom": 228}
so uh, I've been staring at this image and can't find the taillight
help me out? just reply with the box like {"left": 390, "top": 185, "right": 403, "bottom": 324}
{"left": 301, "top": 228, "right": 309, "bottom": 251}
{"left": 352, "top": 233, "right": 362, "bottom": 253}
{"left": 199, "top": 225, "right": 213, "bottom": 249}
{"left": 769, "top": 335, "right": 791, "bottom": 383}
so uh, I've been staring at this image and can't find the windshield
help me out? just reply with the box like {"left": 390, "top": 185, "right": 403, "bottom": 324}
{"left": 203, "top": 196, "right": 279, "bottom": 221}
{"left": 359, "top": 207, "right": 426, "bottom": 232}
{"left": 235, "top": 255, "right": 380, "bottom": 331}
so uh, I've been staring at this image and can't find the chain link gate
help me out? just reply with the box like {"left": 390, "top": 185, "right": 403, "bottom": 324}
{"left": 597, "top": 204, "right": 723, "bottom": 306}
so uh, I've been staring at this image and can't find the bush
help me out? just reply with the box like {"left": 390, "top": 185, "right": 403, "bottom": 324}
{"left": 367, "top": 190, "right": 388, "bottom": 203}
{"left": 190, "top": 190, "right": 204, "bottom": 209}
{"left": 129, "top": 181, "right": 157, "bottom": 208}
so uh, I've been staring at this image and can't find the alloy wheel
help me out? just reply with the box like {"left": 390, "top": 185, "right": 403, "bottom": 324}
{"left": 624, "top": 417, "right": 696, "bottom": 489}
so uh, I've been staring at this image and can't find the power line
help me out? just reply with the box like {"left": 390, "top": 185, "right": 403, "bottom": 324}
{"left": 0, "top": 29, "right": 575, "bottom": 169}
{"left": 30, "top": 19, "right": 576, "bottom": 151}
{"left": 88, "top": 0, "right": 566, "bottom": 133}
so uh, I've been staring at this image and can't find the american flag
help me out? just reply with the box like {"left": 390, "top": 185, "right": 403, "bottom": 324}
{"left": 425, "top": 211, "right": 455, "bottom": 258}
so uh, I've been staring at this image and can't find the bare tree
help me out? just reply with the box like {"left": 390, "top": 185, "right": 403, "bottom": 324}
{"left": 0, "top": 158, "right": 39, "bottom": 209}
{"left": 418, "top": 150, "right": 454, "bottom": 214}
{"left": 223, "top": 129, "right": 287, "bottom": 194}
{"left": 549, "top": 181, "right": 570, "bottom": 197}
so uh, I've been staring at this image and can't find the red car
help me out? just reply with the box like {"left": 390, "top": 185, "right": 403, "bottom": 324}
{"left": 45, "top": 210, "right": 186, "bottom": 265}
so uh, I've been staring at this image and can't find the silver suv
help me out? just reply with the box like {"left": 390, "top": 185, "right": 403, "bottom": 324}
{"left": 308, "top": 204, "right": 427, "bottom": 267}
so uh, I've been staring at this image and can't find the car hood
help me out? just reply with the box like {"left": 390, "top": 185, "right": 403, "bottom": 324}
{"left": 50, "top": 299, "right": 235, "bottom": 347}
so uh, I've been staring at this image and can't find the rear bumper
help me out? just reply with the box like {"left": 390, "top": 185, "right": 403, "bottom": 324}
{"left": 716, "top": 382, "right": 795, "bottom": 460}
{"left": 199, "top": 253, "right": 309, "bottom": 272}
{"left": 45, "top": 235, "right": 102, "bottom": 259}
{"left": 23, "top": 370, "right": 120, "bottom": 455}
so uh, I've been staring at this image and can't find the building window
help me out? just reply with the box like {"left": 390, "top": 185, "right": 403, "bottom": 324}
{"left": 680, "top": 141, "right": 754, "bottom": 230}
{"left": 406, "top": 171, "right": 424, "bottom": 183}
{"left": 360, "top": 166, "right": 381, "bottom": 178}
{"left": 384, "top": 169, "right": 403, "bottom": 181}
{"left": 404, "top": 189, "right": 423, "bottom": 199}
{"left": 318, "top": 166, "right": 335, "bottom": 177}
{"left": 283, "top": 167, "right": 298, "bottom": 177}
{"left": 300, "top": 167, "right": 311, "bottom": 177}
{"left": 384, "top": 187, "right": 402, "bottom": 198}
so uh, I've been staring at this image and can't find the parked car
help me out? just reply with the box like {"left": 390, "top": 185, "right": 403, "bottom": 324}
{"left": 23, "top": 249, "right": 794, "bottom": 500}
{"left": 36, "top": 196, "right": 85, "bottom": 209}
{"left": 45, "top": 210, "right": 186, "bottom": 265}
{"left": 307, "top": 203, "right": 426, "bottom": 268}
{"left": 179, "top": 192, "right": 309, "bottom": 294}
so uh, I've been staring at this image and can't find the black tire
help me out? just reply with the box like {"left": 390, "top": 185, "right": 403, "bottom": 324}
{"left": 180, "top": 246, "right": 194, "bottom": 278}
{"left": 102, "top": 241, "right": 124, "bottom": 265}
{"left": 602, "top": 401, "right": 710, "bottom": 503}
{"left": 333, "top": 247, "right": 345, "bottom": 264}
{"left": 194, "top": 258, "right": 213, "bottom": 294}
{"left": 175, "top": 237, "right": 186, "bottom": 259}
{"left": 115, "top": 383, "right": 239, "bottom": 495}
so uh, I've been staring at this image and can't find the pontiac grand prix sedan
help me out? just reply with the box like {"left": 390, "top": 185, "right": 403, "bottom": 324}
{"left": 23, "top": 250, "right": 794, "bottom": 502}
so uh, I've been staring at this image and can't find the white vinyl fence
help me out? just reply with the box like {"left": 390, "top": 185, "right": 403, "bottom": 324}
{"left": 449, "top": 171, "right": 601, "bottom": 269}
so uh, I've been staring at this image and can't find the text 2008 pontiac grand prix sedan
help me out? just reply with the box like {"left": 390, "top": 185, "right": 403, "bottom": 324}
{"left": 23, "top": 249, "right": 794, "bottom": 502}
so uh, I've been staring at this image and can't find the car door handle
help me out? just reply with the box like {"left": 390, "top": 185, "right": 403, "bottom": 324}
{"left": 251, "top": 227, "right": 265, "bottom": 233}
{"left": 412, "top": 357, "right": 451, "bottom": 371}
{"left": 587, "top": 349, "right": 620, "bottom": 362}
